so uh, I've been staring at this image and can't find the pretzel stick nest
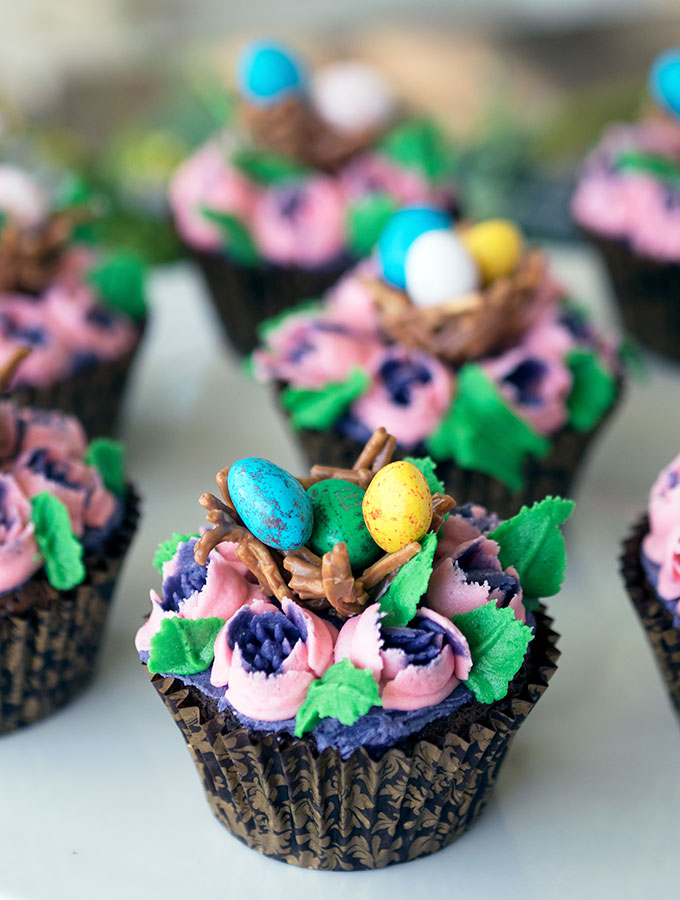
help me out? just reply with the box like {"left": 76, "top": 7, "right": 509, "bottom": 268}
{"left": 193, "top": 428, "right": 455, "bottom": 619}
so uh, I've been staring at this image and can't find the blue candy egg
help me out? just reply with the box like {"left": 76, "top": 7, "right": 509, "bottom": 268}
{"left": 649, "top": 50, "right": 680, "bottom": 118}
{"left": 377, "top": 206, "right": 452, "bottom": 289}
{"left": 228, "top": 458, "right": 313, "bottom": 551}
{"left": 237, "top": 41, "right": 305, "bottom": 105}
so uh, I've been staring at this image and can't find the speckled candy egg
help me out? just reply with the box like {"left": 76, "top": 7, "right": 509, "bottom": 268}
{"left": 228, "top": 458, "right": 313, "bottom": 551}
{"left": 377, "top": 206, "right": 452, "bottom": 290}
{"left": 237, "top": 41, "right": 305, "bottom": 106}
{"left": 362, "top": 461, "right": 433, "bottom": 553}
{"left": 306, "top": 479, "right": 382, "bottom": 570}
{"left": 311, "top": 61, "right": 396, "bottom": 134}
{"left": 650, "top": 50, "right": 680, "bottom": 118}
{"left": 404, "top": 228, "right": 478, "bottom": 306}
{"left": 460, "top": 219, "right": 523, "bottom": 285}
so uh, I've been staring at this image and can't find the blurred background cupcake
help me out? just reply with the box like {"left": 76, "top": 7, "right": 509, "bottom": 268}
{"left": 572, "top": 50, "right": 680, "bottom": 362}
{"left": 168, "top": 38, "right": 459, "bottom": 355}
{"left": 255, "top": 206, "right": 624, "bottom": 518}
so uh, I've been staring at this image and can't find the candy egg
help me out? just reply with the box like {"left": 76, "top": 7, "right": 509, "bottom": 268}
{"left": 362, "top": 461, "right": 432, "bottom": 553}
{"left": 460, "top": 219, "right": 523, "bottom": 285}
{"left": 307, "top": 479, "right": 382, "bottom": 570}
{"left": 237, "top": 41, "right": 305, "bottom": 106}
{"left": 0, "top": 165, "right": 47, "bottom": 228}
{"left": 404, "top": 228, "right": 478, "bottom": 307}
{"left": 228, "top": 458, "right": 313, "bottom": 551}
{"left": 650, "top": 50, "right": 680, "bottom": 118}
{"left": 377, "top": 206, "right": 452, "bottom": 290}
{"left": 310, "top": 61, "right": 396, "bottom": 134}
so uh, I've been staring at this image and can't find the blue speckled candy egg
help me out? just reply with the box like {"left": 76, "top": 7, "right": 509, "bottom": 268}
{"left": 237, "top": 41, "right": 305, "bottom": 106}
{"left": 377, "top": 206, "right": 452, "bottom": 290}
{"left": 228, "top": 458, "right": 313, "bottom": 551}
{"left": 650, "top": 50, "right": 680, "bottom": 118}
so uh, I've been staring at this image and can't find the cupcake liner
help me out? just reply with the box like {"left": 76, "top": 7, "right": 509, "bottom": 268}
{"left": 9, "top": 324, "right": 146, "bottom": 439}
{"left": 620, "top": 516, "right": 680, "bottom": 717}
{"left": 0, "top": 487, "right": 140, "bottom": 735}
{"left": 587, "top": 232, "right": 680, "bottom": 362}
{"left": 278, "top": 382, "right": 622, "bottom": 521}
{"left": 148, "top": 607, "right": 559, "bottom": 870}
{"left": 192, "top": 249, "right": 352, "bottom": 356}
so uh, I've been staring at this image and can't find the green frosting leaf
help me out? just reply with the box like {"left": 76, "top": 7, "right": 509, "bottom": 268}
{"left": 566, "top": 348, "right": 617, "bottom": 432}
{"left": 147, "top": 617, "right": 224, "bottom": 675}
{"left": 84, "top": 438, "right": 125, "bottom": 496}
{"left": 488, "top": 496, "right": 575, "bottom": 601}
{"left": 402, "top": 456, "right": 445, "bottom": 495}
{"left": 453, "top": 604, "right": 533, "bottom": 704}
{"left": 281, "top": 368, "right": 370, "bottom": 431}
{"left": 379, "top": 531, "right": 438, "bottom": 627}
{"left": 295, "top": 658, "right": 382, "bottom": 736}
{"left": 346, "top": 192, "right": 398, "bottom": 256}
{"left": 201, "top": 209, "right": 259, "bottom": 265}
{"left": 88, "top": 252, "right": 148, "bottom": 321}
{"left": 53, "top": 171, "right": 96, "bottom": 211}
{"left": 425, "top": 364, "right": 550, "bottom": 492}
{"left": 378, "top": 118, "right": 455, "bottom": 182}
{"left": 256, "top": 299, "right": 324, "bottom": 342}
{"left": 30, "top": 492, "right": 86, "bottom": 591}
{"left": 232, "top": 148, "right": 310, "bottom": 185}
{"left": 616, "top": 151, "right": 680, "bottom": 187}
{"left": 153, "top": 533, "right": 199, "bottom": 572}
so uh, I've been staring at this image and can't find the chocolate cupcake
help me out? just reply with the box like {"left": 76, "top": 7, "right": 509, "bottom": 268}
{"left": 0, "top": 164, "right": 148, "bottom": 436}
{"left": 136, "top": 427, "right": 570, "bottom": 869}
{"left": 572, "top": 51, "right": 680, "bottom": 361}
{"left": 621, "top": 453, "right": 680, "bottom": 717}
{"left": 254, "top": 207, "right": 623, "bottom": 519}
{"left": 0, "top": 349, "right": 140, "bottom": 733}
{"left": 169, "top": 40, "right": 458, "bottom": 355}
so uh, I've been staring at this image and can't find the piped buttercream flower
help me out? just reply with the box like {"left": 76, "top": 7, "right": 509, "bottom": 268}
{"left": 334, "top": 603, "right": 471, "bottom": 710}
{"left": 211, "top": 598, "right": 337, "bottom": 720}
{"left": 0, "top": 473, "right": 40, "bottom": 594}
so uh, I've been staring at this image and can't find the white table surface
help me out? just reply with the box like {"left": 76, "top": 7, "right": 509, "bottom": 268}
{"left": 0, "top": 246, "right": 678, "bottom": 900}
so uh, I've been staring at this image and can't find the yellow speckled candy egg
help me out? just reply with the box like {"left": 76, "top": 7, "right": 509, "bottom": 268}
{"left": 362, "top": 461, "right": 433, "bottom": 552}
{"left": 460, "top": 219, "right": 523, "bottom": 285}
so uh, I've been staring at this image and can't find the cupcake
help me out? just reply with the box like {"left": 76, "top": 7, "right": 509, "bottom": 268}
{"left": 254, "top": 207, "right": 622, "bottom": 519}
{"left": 136, "top": 427, "right": 570, "bottom": 869}
{"left": 0, "top": 348, "right": 140, "bottom": 734}
{"left": 0, "top": 163, "right": 148, "bottom": 436}
{"left": 169, "top": 40, "right": 457, "bottom": 355}
{"left": 621, "top": 452, "right": 680, "bottom": 716}
{"left": 572, "top": 50, "right": 680, "bottom": 361}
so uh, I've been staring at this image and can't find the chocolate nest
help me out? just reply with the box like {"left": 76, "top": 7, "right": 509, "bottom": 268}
{"left": 194, "top": 427, "right": 454, "bottom": 619}
{"left": 0, "top": 208, "right": 85, "bottom": 295}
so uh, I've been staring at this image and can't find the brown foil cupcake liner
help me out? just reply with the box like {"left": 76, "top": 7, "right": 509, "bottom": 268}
{"left": 148, "top": 607, "right": 558, "bottom": 870}
{"left": 0, "top": 486, "right": 140, "bottom": 734}
{"left": 277, "top": 381, "right": 622, "bottom": 522}
{"left": 9, "top": 323, "right": 146, "bottom": 439}
{"left": 587, "top": 232, "right": 680, "bottom": 362}
{"left": 620, "top": 515, "right": 680, "bottom": 717}
{"left": 192, "top": 249, "right": 351, "bottom": 356}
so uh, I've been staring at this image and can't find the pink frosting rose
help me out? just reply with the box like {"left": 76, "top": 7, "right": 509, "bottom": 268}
{"left": 211, "top": 597, "right": 337, "bottom": 720}
{"left": 0, "top": 401, "right": 86, "bottom": 464}
{"left": 334, "top": 603, "right": 471, "bottom": 710}
{"left": 0, "top": 473, "right": 41, "bottom": 594}
{"left": 252, "top": 176, "right": 346, "bottom": 267}
{"left": 340, "top": 151, "right": 434, "bottom": 206}
{"left": 169, "top": 138, "right": 258, "bottom": 252}
{"left": 326, "top": 260, "right": 382, "bottom": 331}
{"left": 351, "top": 346, "right": 453, "bottom": 447}
{"left": 0, "top": 297, "right": 72, "bottom": 387}
{"left": 643, "top": 454, "right": 680, "bottom": 603}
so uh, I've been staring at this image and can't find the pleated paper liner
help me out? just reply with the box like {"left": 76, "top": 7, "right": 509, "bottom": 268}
{"left": 620, "top": 515, "right": 680, "bottom": 717}
{"left": 0, "top": 486, "right": 140, "bottom": 735}
{"left": 149, "top": 606, "right": 559, "bottom": 870}
{"left": 191, "top": 248, "right": 352, "bottom": 356}
{"left": 586, "top": 231, "right": 680, "bottom": 362}
{"left": 276, "top": 381, "right": 622, "bottom": 522}
{"left": 9, "top": 323, "right": 146, "bottom": 439}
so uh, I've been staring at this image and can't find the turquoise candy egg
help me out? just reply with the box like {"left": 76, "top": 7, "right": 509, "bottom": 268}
{"left": 650, "top": 50, "right": 680, "bottom": 118}
{"left": 228, "top": 458, "right": 313, "bottom": 551}
{"left": 237, "top": 41, "right": 305, "bottom": 105}
{"left": 377, "top": 206, "right": 452, "bottom": 290}
{"left": 307, "top": 479, "right": 381, "bottom": 570}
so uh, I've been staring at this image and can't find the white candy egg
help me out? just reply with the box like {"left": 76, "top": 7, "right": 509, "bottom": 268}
{"left": 0, "top": 166, "right": 47, "bottom": 228}
{"left": 404, "top": 229, "right": 479, "bottom": 307}
{"left": 311, "top": 61, "right": 396, "bottom": 134}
